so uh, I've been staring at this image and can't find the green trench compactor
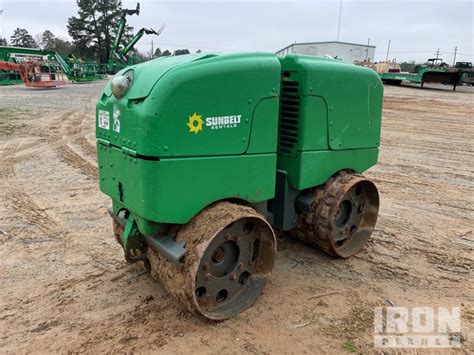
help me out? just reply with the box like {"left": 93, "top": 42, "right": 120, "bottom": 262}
{"left": 96, "top": 52, "right": 383, "bottom": 320}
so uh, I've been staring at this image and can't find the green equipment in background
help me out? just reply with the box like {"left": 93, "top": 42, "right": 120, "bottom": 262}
{"left": 50, "top": 53, "right": 108, "bottom": 82}
{"left": 107, "top": 2, "right": 165, "bottom": 74}
{"left": 96, "top": 52, "right": 383, "bottom": 320}
{"left": 0, "top": 46, "right": 106, "bottom": 84}
{"left": 0, "top": 70, "right": 22, "bottom": 85}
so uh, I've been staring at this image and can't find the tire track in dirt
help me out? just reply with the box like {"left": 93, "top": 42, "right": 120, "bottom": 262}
{"left": 1, "top": 143, "right": 64, "bottom": 238}
{"left": 362, "top": 216, "right": 472, "bottom": 285}
{"left": 4, "top": 110, "right": 93, "bottom": 162}
{"left": 10, "top": 129, "right": 94, "bottom": 163}
{"left": 47, "top": 110, "right": 98, "bottom": 179}
{"left": 55, "top": 143, "right": 98, "bottom": 179}
{"left": 46, "top": 110, "right": 80, "bottom": 141}
{"left": 0, "top": 160, "right": 15, "bottom": 180}
{"left": 75, "top": 136, "right": 97, "bottom": 159}
{"left": 5, "top": 190, "right": 62, "bottom": 238}
{"left": 0, "top": 110, "right": 95, "bottom": 239}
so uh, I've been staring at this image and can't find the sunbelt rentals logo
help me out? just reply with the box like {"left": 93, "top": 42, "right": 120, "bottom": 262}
{"left": 187, "top": 113, "right": 204, "bottom": 134}
{"left": 187, "top": 112, "right": 242, "bottom": 134}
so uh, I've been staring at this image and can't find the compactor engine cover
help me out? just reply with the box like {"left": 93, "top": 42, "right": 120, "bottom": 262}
{"left": 97, "top": 53, "right": 281, "bottom": 231}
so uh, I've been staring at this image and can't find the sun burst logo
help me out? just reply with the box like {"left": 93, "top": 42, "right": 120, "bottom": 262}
{"left": 187, "top": 112, "right": 204, "bottom": 134}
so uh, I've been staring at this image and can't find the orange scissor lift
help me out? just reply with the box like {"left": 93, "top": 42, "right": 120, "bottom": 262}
{"left": 0, "top": 59, "right": 66, "bottom": 88}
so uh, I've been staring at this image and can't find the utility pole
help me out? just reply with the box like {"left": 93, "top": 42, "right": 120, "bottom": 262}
{"left": 336, "top": 0, "right": 343, "bottom": 41}
{"left": 0, "top": 9, "right": 4, "bottom": 45}
{"left": 151, "top": 39, "right": 154, "bottom": 59}
{"left": 365, "top": 37, "right": 370, "bottom": 61}
{"left": 385, "top": 39, "right": 391, "bottom": 61}
{"left": 435, "top": 48, "right": 440, "bottom": 60}
{"left": 453, "top": 46, "right": 458, "bottom": 66}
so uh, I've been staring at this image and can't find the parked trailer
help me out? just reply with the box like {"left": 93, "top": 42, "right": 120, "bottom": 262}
{"left": 378, "top": 58, "right": 474, "bottom": 91}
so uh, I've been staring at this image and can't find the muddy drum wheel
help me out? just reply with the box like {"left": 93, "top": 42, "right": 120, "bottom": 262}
{"left": 148, "top": 202, "right": 276, "bottom": 320}
{"left": 293, "top": 172, "right": 379, "bottom": 258}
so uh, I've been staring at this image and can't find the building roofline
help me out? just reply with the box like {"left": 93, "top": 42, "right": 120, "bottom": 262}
{"left": 276, "top": 43, "right": 295, "bottom": 53}
{"left": 276, "top": 41, "right": 376, "bottom": 53}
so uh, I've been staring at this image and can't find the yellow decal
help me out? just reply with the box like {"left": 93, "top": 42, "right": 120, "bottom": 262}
{"left": 187, "top": 112, "right": 204, "bottom": 134}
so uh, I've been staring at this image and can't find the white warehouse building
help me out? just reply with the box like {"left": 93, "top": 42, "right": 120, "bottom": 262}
{"left": 276, "top": 41, "right": 376, "bottom": 63}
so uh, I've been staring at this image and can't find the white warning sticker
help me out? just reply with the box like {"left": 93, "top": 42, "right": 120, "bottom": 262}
{"left": 98, "top": 110, "right": 110, "bottom": 130}
{"left": 113, "top": 105, "right": 121, "bottom": 133}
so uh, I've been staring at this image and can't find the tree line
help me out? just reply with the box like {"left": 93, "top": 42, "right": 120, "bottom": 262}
{"left": 4, "top": 28, "right": 75, "bottom": 56}
{"left": 1, "top": 0, "right": 196, "bottom": 63}
{"left": 154, "top": 48, "right": 202, "bottom": 57}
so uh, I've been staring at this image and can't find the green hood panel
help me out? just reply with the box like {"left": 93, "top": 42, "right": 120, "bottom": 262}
{"left": 103, "top": 53, "right": 217, "bottom": 99}
{"left": 279, "top": 54, "right": 383, "bottom": 151}
{"left": 97, "top": 52, "right": 281, "bottom": 158}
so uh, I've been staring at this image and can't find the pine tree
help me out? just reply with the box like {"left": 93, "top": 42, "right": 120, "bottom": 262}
{"left": 41, "top": 30, "right": 56, "bottom": 49}
{"left": 67, "top": 0, "right": 132, "bottom": 62}
{"left": 51, "top": 38, "right": 74, "bottom": 56}
{"left": 174, "top": 49, "right": 190, "bottom": 56}
{"left": 10, "top": 28, "right": 38, "bottom": 48}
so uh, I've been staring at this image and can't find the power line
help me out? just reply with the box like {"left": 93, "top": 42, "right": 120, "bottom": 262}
{"left": 0, "top": 8, "right": 3, "bottom": 42}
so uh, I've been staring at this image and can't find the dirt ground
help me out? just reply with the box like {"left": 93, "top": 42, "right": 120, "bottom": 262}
{"left": 0, "top": 81, "right": 473, "bottom": 354}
